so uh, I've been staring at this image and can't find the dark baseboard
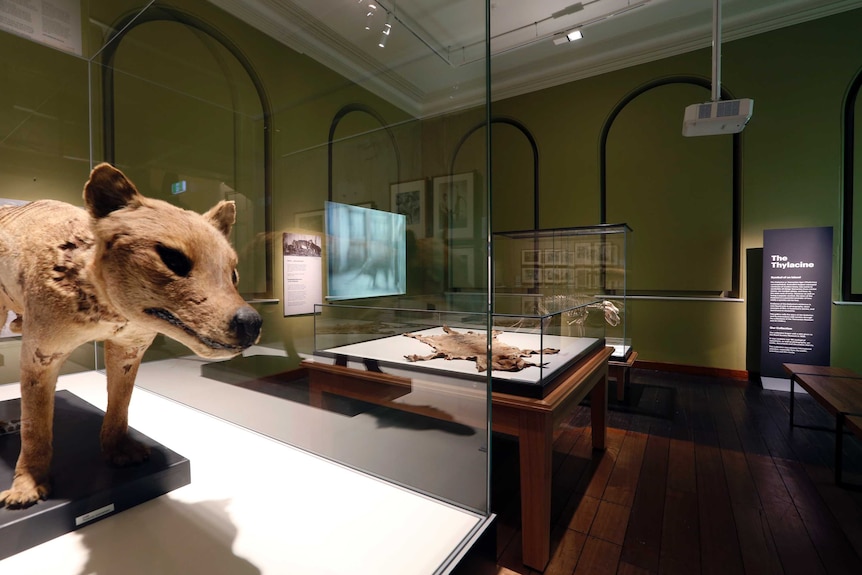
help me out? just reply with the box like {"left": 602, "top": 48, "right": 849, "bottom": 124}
{"left": 634, "top": 360, "right": 749, "bottom": 382}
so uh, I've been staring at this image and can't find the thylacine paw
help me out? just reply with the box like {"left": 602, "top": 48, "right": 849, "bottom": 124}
{"left": 0, "top": 474, "right": 50, "bottom": 509}
{"left": 103, "top": 435, "right": 150, "bottom": 467}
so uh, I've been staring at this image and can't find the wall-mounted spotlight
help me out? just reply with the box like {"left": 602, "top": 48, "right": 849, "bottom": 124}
{"left": 378, "top": 14, "right": 392, "bottom": 48}
{"left": 552, "top": 28, "right": 583, "bottom": 45}
{"left": 365, "top": 4, "right": 377, "bottom": 30}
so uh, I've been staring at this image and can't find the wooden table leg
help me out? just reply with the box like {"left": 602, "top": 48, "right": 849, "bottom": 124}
{"left": 591, "top": 371, "right": 608, "bottom": 450}
{"left": 518, "top": 410, "right": 553, "bottom": 571}
{"left": 609, "top": 364, "right": 624, "bottom": 401}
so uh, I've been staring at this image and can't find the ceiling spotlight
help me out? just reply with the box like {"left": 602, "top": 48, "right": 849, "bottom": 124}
{"left": 365, "top": 4, "right": 377, "bottom": 30}
{"left": 553, "top": 28, "right": 583, "bottom": 45}
{"left": 378, "top": 16, "right": 392, "bottom": 48}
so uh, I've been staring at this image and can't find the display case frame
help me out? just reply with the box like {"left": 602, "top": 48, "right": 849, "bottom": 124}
{"left": 312, "top": 300, "right": 605, "bottom": 398}
{"left": 0, "top": 0, "right": 496, "bottom": 572}
{"left": 493, "top": 223, "right": 632, "bottom": 362}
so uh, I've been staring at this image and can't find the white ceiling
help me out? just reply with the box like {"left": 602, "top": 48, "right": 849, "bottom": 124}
{"left": 209, "top": 0, "right": 862, "bottom": 117}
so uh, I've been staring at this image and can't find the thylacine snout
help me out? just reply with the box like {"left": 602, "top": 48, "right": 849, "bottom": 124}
{"left": 230, "top": 305, "right": 263, "bottom": 348}
{"left": 143, "top": 303, "right": 262, "bottom": 355}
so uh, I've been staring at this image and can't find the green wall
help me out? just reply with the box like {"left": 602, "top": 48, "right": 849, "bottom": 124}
{"left": 490, "top": 8, "right": 862, "bottom": 372}
{"left": 2, "top": 2, "right": 860, "bottom": 379}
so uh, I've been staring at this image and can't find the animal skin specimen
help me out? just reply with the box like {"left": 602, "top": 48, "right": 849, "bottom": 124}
{"left": 403, "top": 326, "right": 559, "bottom": 372}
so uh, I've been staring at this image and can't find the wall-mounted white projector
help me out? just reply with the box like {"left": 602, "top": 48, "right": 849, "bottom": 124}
{"left": 682, "top": 98, "right": 754, "bottom": 137}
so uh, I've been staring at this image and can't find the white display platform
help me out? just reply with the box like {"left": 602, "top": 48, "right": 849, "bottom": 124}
{"left": 0, "top": 372, "right": 485, "bottom": 575}
{"left": 608, "top": 343, "right": 631, "bottom": 361}
{"left": 317, "top": 327, "right": 600, "bottom": 385}
{"left": 134, "top": 354, "right": 490, "bottom": 511}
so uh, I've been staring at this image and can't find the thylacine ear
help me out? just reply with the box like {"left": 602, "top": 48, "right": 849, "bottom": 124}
{"left": 83, "top": 163, "right": 144, "bottom": 219}
{"left": 204, "top": 200, "right": 236, "bottom": 238}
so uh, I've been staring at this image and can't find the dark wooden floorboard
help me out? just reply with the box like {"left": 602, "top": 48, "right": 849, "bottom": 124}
{"left": 620, "top": 432, "right": 668, "bottom": 573}
{"left": 494, "top": 369, "right": 862, "bottom": 575}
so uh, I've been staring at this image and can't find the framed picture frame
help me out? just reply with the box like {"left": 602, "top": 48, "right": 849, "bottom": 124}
{"left": 390, "top": 179, "right": 427, "bottom": 239}
{"left": 432, "top": 172, "right": 474, "bottom": 239}
{"left": 521, "top": 249, "right": 542, "bottom": 266}
{"left": 521, "top": 267, "right": 539, "bottom": 286}
{"left": 294, "top": 209, "right": 325, "bottom": 232}
{"left": 450, "top": 246, "right": 475, "bottom": 288}
{"left": 574, "top": 242, "right": 591, "bottom": 266}
{"left": 543, "top": 249, "right": 563, "bottom": 266}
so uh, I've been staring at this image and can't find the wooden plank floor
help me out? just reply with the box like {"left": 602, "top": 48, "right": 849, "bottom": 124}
{"left": 492, "top": 369, "right": 862, "bottom": 575}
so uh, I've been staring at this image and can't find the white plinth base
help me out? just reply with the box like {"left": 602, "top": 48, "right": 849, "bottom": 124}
{"left": 0, "top": 371, "right": 483, "bottom": 575}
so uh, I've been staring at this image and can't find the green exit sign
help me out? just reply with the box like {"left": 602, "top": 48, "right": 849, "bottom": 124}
{"left": 171, "top": 180, "right": 187, "bottom": 195}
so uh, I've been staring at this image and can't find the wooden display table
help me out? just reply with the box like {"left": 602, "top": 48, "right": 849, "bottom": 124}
{"left": 303, "top": 345, "right": 612, "bottom": 571}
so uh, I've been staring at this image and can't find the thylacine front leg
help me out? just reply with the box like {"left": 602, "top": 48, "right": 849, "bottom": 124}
{"left": 101, "top": 335, "right": 156, "bottom": 466}
{"left": 0, "top": 341, "right": 70, "bottom": 508}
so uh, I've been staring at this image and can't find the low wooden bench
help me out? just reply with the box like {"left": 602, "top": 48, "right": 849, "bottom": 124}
{"left": 782, "top": 363, "right": 862, "bottom": 488}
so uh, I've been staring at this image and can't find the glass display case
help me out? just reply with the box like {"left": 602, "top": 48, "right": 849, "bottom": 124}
{"left": 312, "top": 300, "right": 605, "bottom": 398}
{"left": 493, "top": 223, "right": 632, "bottom": 361}
{"left": 0, "top": 0, "right": 494, "bottom": 572}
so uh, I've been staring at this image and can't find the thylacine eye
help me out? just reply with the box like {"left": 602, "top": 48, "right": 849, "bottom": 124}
{"left": 156, "top": 244, "right": 192, "bottom": 277}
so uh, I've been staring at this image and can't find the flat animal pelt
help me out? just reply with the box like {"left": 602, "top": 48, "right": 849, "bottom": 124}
{"left": 404, "top": 326, "right": 559, "bottom": 372}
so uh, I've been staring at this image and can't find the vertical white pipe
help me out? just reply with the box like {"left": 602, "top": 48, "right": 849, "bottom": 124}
{"left": 712, "top": 0, "right": 722, "bottom": 101}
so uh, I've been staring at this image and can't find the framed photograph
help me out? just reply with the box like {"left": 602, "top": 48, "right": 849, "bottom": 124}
{"left": 521, "top": 266, "right": 539, "bottom": 286}
{"left": 521, "top": 249, "right": 542, "bottom": 266}
{"left": 574, "top": 242, "right": 591, "bottom": 266}
{"left": 575, "top": 268, "right": 589, "bottom": 289}
{"left": 591, "top": 242, "right": 603, "bottom": 265}
{"left": 543, "top": 268, "right": 555, "bottom": 284}
{"left": 390, "top": 179, "right": 427, "bottom": 239}
{"left": 294, "top": 209, "right": 325, "bottom": 232}
{"left": 450, "top": 246, "right": 475, "bottom": 288}
{"left": 433, "top": 172, "right": 474, "bottom": 239}
{"left": 544, "top": 249, "right": 565, "bottom": 266}
{"left": 554, "top": 268, "right": 566, "bottom": 284}
{"left": 603, "top": 242, "right": 620, "bottom": 266}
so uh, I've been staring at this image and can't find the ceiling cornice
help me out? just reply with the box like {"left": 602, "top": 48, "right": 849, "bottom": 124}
{"left": 210, "top": 0, "right": 862, "bottom": 118}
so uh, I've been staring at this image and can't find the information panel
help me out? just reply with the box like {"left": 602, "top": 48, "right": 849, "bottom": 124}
{"left": 282, "top": 232, "right": 322, "bottom": 316}
{"left": 0, "top": 0, "right": 82, "bottom": 56}
{"left": 760, "top": 227, "right": 833, "bottom": 378}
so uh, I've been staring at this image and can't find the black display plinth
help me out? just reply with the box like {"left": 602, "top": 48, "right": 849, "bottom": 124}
{"left": 0, "top": 390, "right": 191, "bottom": 560}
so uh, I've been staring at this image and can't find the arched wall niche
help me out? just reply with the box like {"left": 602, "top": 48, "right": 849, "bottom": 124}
{"left": 451, "top": 117, "right": 539, "bottom": 233}
{"left": 327, "top": 103, "right": 400, "bottom": 207}
{"left": 99, "top": 6, "right": 273, "bottom": 299}
{"left": 841, "top": 66, "right": 862, "bottom": 301}
{"left": 600, "top": 75, "right": 742, "bottom": 298}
